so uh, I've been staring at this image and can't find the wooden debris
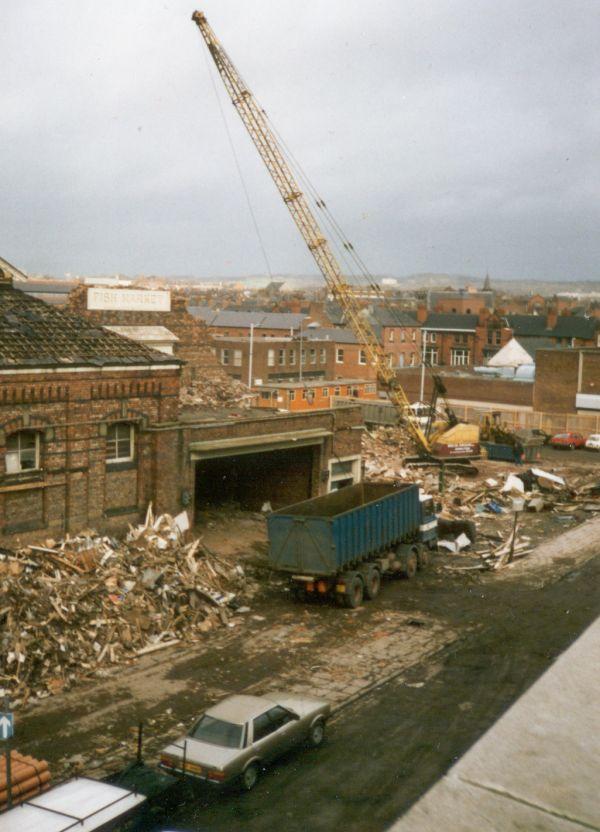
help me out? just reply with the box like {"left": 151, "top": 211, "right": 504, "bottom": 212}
{"left": 0, "top": 509, "right": 250, "bottom": 704}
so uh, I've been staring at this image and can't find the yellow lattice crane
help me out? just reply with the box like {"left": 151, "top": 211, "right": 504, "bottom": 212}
{"left": 192, "top": 11, "right": 479, "bottom": 459}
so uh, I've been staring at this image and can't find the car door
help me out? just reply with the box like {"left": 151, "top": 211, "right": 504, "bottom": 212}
{"left": 251, "top": 707, "right": 300, "bottom": 763}
{"left": 264, "top": 706, "right": 302, "bottom": 756}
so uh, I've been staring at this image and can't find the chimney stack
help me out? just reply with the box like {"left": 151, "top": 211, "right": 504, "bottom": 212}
{"left": 546, "top": 306, "right": 558, "bottom": 330}
{"left": 416, "top": 303, "right": 427, "bottom": 324}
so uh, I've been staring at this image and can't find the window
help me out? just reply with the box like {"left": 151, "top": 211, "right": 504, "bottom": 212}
{"left": 278, "top": 349, "right": 286, "bottom": 366}
{"left": 424, "top": 348, "right": 438, "bottom": 365}
{"left": 322, "top": 387, "right": 329, "bottom": 397}
{"left": 233, "top": 349, "right": 242, "bottom": 367}
{"left": 189, "top": 715, "right": 243, "bottom": 749}
{"left": 6, "top": 431, "right": 40, "bottom": 474}
{"left": 450, "top": 348, "right": 470, "bottom": 367}
{"left": 487, "top": 331, "right": 493, "bottom": 345}
{"left": 359, "top": 349, "right": 367, "bottom": 365}
{"left": 289, "top": 390, "right": 296, "bottom": 401}
{"left": 309, "top": 348, "right": 317, "bottom": 364}
{"left": 400, "top": 330, "right": 406, "bottom": 342}
{"left": 410, "top": 352, "right": 416, "bottom": 367}
{"left": 336, "top": 348, "right": 344, "bottom": 363}
{"left": 253, "top": 713, "right": 275, "bottom": 742}
{"left": 388, "top": 329, "right": 395, "bottom": 342}
{"left": 334, "top": 386, "right": 341, "bottom": 395}
{"left": 429, "top": 332, "right": 437, "bottom": 343}
{"left": 301, "top": 349, "right": 306, "bottom": 365}
{"left": 253, "top": 707, "right": 295, "bottom": 743}
{"left": 387, "top": 354, "right": 394, "bottom": 368}
{"left": 412, "top": 330, "right": 416, "bottom": 342}
{"left": 221, "top": 349, "right": 230, "bottom": 365}
{"left": 261, "top": 391, "right": 272, "bottom": 400}
{"left": 495, "top": 330, "right": 502, "bottom": 345}
{"left": 289, "top": 349, "right": 296, "bottom": 365}
{"left": 106, "top": 423, "right": 134, "bottom": 462}
{"left": 319, "top": 348, "right": 326, "bottom": 364}
{"left": 267, "top": 349, "right": 275, "bottom": 367}
{"left": 302, "top": 389, "right": 307, "bottom": 400}
{"left": 329, "top": 455, "right": 361, "bottom": 492}
{"left": 365, "top": 383, "right": 376, "bottom": 392}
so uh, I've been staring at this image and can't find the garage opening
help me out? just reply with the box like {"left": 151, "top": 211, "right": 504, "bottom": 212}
{"left": 194, "top": 445, "right": 317, "bottom": 514}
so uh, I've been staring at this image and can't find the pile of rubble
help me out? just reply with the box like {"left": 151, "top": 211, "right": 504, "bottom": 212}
{"left": 0, "top": 507, "right": 251, "bottom": 705}
{"left": 180, "top": 374, "right": 255, "bottom": 409}
{"left": 362, "top": 426, "right": 418, "bottom": 475}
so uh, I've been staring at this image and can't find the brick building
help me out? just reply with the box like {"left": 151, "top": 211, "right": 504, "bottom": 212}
{"left": 421, "top": 311, "right": 512, "bottom": 368}
{"left": 0, "top": 273, "right": 365, "bottom": 546}
{"left": 254, "top": 379, "right": 378, "bottom": 412}
{"left": 506, "top": 311, "right": 600, "bottom": 352}
{"left": 533, "top": 348, "right": 600, "bottom": 414}
{"left": 369, "top": 307, "right": 421, "bottom": 368}
{"left": 214, "top": 329, "right": 377, "bottom": 386}
{"left": 427, "top": 287, "right": 494, "bottom": 314}
{"left": 0, "top": 272, "right": 182, "bottom": 544}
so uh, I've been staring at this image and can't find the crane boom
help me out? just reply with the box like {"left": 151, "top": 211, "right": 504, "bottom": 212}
{"left": 192, "top": 11, "right": 432, "bottom": 453}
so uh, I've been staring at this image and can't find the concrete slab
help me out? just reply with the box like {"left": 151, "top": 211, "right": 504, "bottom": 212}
{"left": 391, "top": 615, "right": 600, "bottom": 831}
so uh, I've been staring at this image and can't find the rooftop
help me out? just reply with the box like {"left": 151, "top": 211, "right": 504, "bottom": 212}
{"left": 423, "top": 313, "right": 479, "bottom": 331}
{"left": 257, "top": 378, "right": 373, "bottom": 389}
{"left": 0, "top": 278, "right": 179, "bottom": 370}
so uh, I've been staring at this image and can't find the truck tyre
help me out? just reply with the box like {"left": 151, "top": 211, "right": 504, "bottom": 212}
{"left": 417, "top": 545, "right": 430, "bottom": 570}
{"left": 342, "top": 572, "right": 364, "bottom": 608}
{"left": 362, "top": 565, "right": 381, "bottom": 600}
{"left": 290, "top": 584, "right": 307, "bottom": 603}
{"left": 396, "top": 545, "right": 418, "bottom": 579}
{"left": 241, "top": 762, "right": 260, "bottom": 791}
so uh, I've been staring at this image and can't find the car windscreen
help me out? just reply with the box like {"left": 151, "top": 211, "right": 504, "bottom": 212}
{"left": 188, "top": 715, "right": 243, "bottom": 748}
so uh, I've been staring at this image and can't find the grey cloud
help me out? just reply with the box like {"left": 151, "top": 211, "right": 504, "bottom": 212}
{"left": 1, "top": 0, "right": 599, "bottom": 280}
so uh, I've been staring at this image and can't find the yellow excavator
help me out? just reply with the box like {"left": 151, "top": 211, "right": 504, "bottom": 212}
{"left": 192, "top": 12, "right": 479, "bottom": 460}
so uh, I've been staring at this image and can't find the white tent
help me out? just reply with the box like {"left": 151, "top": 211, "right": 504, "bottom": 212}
{"left": 487, "top": 337, "right": 534, "bottom": 368}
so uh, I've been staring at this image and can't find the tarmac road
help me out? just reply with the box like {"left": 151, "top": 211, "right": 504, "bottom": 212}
{"left": 162, "top": 553, "right": 600, "bottom": 832}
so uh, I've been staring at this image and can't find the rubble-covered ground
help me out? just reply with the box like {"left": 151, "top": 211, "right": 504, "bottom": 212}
{"left": 363, "top": 425, "right": 600, "bottom": 570}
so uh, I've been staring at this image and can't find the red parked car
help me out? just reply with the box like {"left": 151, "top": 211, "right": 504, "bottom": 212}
{"left": 550, "top": 432, "right": 586, "bottom": 450}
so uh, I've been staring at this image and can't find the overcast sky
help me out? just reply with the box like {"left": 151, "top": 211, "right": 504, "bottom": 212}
{"left": 2, "top": 1, "right": 599, "bottom": 282}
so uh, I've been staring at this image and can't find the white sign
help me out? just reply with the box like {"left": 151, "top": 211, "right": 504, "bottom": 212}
{"left": 87, "top": 288, "right": 171, "bottom": 312}
{"left": 0, "top": 712, "right": 13, "bottom": 740}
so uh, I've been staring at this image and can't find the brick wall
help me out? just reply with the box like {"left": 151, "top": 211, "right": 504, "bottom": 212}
{"left": 534, "top": 349, "right": 600, "bottom": 413}
{"left": 0, "top": 366, "right": 181, "bottom": 546}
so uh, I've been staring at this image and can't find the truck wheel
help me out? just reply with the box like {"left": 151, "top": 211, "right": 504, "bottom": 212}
{"left": 417, "top": 545, "right": 430, "bottom": 570}
{"left": 362, "top": 566, "right": 381, "bottom": 600}
{"left": 290, "top": 584, "right": 307, "bottom": 603}
{"left": 397, "top": 545, "right": 418, "bottom": 579}
{"left": 342, "top": 572, "right": 364, "bottom": 608}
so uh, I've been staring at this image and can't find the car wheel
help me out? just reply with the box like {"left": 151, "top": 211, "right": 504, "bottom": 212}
{"left": 308, "top": 718, "right": 326, "bottom": 748}
{"left": 241, "top": 762, "right": 260, "bottom": 792}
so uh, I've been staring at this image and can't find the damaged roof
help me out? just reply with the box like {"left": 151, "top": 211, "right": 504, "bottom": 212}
{"left": 0, "top": 279, "right": 181, "bottom": 370}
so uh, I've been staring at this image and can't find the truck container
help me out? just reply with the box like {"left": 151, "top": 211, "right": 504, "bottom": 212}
{"left": 266, "top": 482, "right": 437, "bottom": 607}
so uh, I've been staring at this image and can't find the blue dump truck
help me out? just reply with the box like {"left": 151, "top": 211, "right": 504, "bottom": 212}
{"left": 267, "top": 482, "right": 437, "bottom": 608}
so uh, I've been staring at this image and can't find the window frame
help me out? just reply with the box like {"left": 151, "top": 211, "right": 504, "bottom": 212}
{"left": 359, "top": 349, "right": 367, "bottom": 365}
{"left": 5, "top": 430, "right": 41, "bottom": 474}
{"left": 336, "top": 348, "right": 344, "bottom": 364}
{"left": 106, "top": 422, "right": 135, "bottom": 464}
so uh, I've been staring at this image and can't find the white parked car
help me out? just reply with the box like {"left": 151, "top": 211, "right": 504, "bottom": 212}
{"left": 585, "top": 434, "right": 600, "bottom": 450}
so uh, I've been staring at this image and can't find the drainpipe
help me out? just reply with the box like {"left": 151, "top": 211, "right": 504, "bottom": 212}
{"left": 419, "top": 329, "right": 427, "bottom": 403}
{"left": 248, "top": 323, "right": 254, "bottom": 387}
